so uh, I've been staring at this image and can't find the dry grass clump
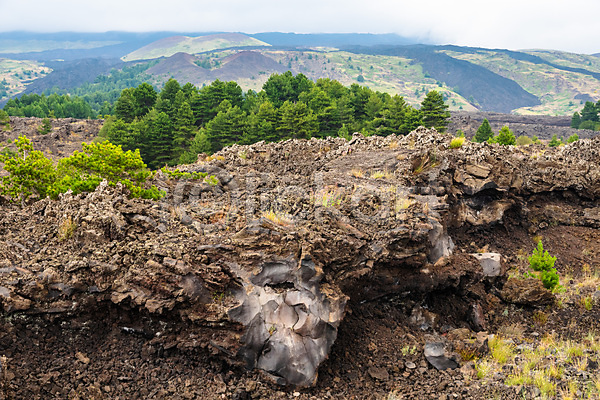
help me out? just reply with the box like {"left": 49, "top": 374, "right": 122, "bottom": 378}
{"left": 488, "top": 335, "right": 515, "bottom": 364}
{"left": 262, "top": 210, "right": 294, "bottom": 226}
{"left": 57, "top": 215, "right": 77, "bottom": 241}
{"left": 350, "top": 168, "right": 364, "bottom": 178}
{"left": 370, "top": 169, "right": 394, "bottom": 180}
{"left": 395, "top": 197, "right": 415, "bottom": 212}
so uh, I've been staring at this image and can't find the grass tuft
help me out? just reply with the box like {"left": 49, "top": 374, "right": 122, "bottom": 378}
{"left": 449, "top": 136, "right": 465, "bottom": 149}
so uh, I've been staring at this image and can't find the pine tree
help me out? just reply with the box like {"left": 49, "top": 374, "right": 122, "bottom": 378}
{"left": 493, "top": 126, "right": 516, "bottom": 146}
{"left": 173, "top": 102, "right": 196, "bottom": 160}
{"left": 114, "top": 89, "right": 136, "bottom": 123}
{"left": 571, "top": 112, "right": 582, "bottom": 129}
{"left": 473, "top": 118, "right": 493, "bottom": 143}
{"left": 277, "top": 101, "right": 318, "bottom": 140}
{"left": 132, "top": 83, "right": 157, "bottom": 118}
{"left": 420, "top": 90, "right": 450, "bottom": 133}
{"left": 581, "top": 101, "right": 599, "bottom": 122}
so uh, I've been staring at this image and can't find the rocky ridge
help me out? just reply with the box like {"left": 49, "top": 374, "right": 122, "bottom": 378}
{"left": 1, "top": 127, "right": 600, "bottom": 397}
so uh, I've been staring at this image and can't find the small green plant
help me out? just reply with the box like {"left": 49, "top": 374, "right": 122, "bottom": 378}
{"left": 528, "top": 240, "right": 560, "bottom": 290}
{"left": 401, "top": 345, "right": 417, "bottom": 356}
{"left": 449, "top": 136, "right": 465, "bottom": 149}
{"left": 268, "top": 325, "right": 277, "bottom": 335}
{"left": 579, "top": 295, "right": 594, "bottom": 311}
{"left": 350, "top": 168, "right": 364, "bottom": 178}
{"left": 313, "top": 189, "right": 344, "bottom": 207}
{"left": 395, "top": 197, "right": 415, "bottom": 212}
{"left": 38, "top": 117, "right": 52, "bottom": 134}
{"left": 515, "top": 135, "right": 534, "bottom": 146}
{"left": 533, "top": 370, "right": 556, "bottom": 397}
{"left": 533, "top": 310, "right": 548, "bottom": 325}
{"left": 212, "top": 291, "right": 225, "bottom": 303}
{"left": 488, "top": 335, "right": 514, "bottom": 364}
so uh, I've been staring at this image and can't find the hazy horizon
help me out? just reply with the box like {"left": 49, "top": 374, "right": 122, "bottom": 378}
{"left": 0, "top": 0, "right": 599, "bottom": 54}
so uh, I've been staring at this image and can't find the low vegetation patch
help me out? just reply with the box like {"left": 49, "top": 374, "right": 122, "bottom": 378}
{"left": 449, "top": 136, "right": 465, "bottom": 149}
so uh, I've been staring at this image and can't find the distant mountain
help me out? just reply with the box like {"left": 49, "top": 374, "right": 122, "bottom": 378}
{"left": 250, "top": 32, "right": 424, "bottom": 48}
{"left": 2, "top": 31, "right": 600, "bottom": 115}
{"left": 122, "top": 33, "right": 269, "bottom": 62}
{"left": 347, "top": 45, "right": 540, "bottom": 113}
{"left": 0, "top": 31, "right": 218, "bottom": 61}
{"left": 146, "top": 51, "right": 286, "bottom": 87}
{"left": 19, "top": 58, "right": 124, "bottom": 94}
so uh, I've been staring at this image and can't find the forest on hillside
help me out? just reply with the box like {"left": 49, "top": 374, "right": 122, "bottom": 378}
{"left": 87, "top": 72, "right": 448, "bottom": 169}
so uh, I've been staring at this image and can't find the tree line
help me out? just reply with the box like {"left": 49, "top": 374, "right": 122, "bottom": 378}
{"left": 2, "top": 62, "right": 157, "bottom": 119}
{"left": 99, "top": 72, "right": 449, "bottom": 169}
{"left": 571, "top": 100, "right": 600, "bottom": 130}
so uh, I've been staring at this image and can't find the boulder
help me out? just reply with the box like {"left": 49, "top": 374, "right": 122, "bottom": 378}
{"left": 423, "top": 340, "right": 459, "bottom": 371}
{"left": 500, "top": 278, "right": 554, "bottom": 306}
{"left": 470, "top": 253, "right": 503, "bottom": 277}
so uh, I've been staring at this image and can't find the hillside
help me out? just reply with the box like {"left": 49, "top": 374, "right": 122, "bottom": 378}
{"left": 146, "top": 50, "right": 287, "bottom": 90}
{"left": 122, "top": 33, "right": 270, "bottom": 62}
{"left": 2, "top": 32, "right": 600, "bottom": 115}
{"left": 1, "top": 126, "right": 600, "bottom": 398}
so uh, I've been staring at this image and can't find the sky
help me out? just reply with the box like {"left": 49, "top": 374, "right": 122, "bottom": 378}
{"left": 0, "top": 0, "right": 599, "bottom": 54}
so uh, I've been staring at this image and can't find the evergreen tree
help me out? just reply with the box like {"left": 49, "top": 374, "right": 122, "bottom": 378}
{"left": 205, "top": 102, "right": 247, "bottom": 152}
{"left": 242, "top": 101, "right": 278, "bottom": 144}
{"left": 277, "top": 101, "right": 318, "bottom": 140}
{"left": 114, "top": 89, "right": 136, "bottom": 123}
{"left": 143, "top": 110, "right": 174, "bottom": 169}
{"left": 580, "top": 101, "right": 599, "bottom": 122}
{"left": 420, "top": 90, "right": 450, "bottom": 132}
{"left": 132, "top": 82, "right": 157, "bottom": 118}
{"left": 492, "top": 126, "right": 516, "bottom": 146}
{"left": 548, "top": 134, "right": 562, "bottom": 147}
{"left": 571, "top": 112, "right": 582, "bottom": 129}
{"left": 173, "top": 102, "right": 196, "bottom": 160}
{"left": 473, "top": 118, "right": 493, "bottom": 143}
{"left": 180, "top": 129, "right": 212, "bottom": 164}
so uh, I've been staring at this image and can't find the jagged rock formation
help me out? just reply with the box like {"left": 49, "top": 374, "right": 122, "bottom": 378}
{"left": 1, "top": 127, "right": 599, "bottom": 388}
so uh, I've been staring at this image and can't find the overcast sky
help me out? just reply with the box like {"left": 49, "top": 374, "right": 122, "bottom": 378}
{"left": 0, "top": 0, "right": 598, "bottom": 54}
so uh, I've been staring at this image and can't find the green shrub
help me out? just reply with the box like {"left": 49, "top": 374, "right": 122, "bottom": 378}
{"left": 449, "top": 136, "right": 465, "bottom": 149}
{"left": 0, "top": 136, "right": 56, "bottom": 203}
{"left": 528, "top": 240, "right": 559, "bottom": 290}
{"left": 50, "top": 141, "right": 164, "bottom": 200}
{"left": 0, "top": 110, "right": 9, "bottom": 125}
{"left": 567, "top": 133, "right": 579, "bottom": 143}
{"left": 515, "top": 135, "right": 533, "bottom": 146}
{"left": 1, "top": 136, "right": 165, "bottom": 203}
{"left": 489, "top": 126, "right": 516, "bottom": 146}
{"left": 548, "top": 134, "right": 562, "bottom": 147}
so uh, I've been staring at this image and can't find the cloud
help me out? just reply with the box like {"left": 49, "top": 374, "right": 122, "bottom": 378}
{"left": 0, "top": 0, "right": 598, "bottom": 53}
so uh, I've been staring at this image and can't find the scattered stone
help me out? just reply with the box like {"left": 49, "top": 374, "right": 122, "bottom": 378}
{"left": 367, "top": 366, "right": 389, "bottom": 381}
{"left": 409, "top": 306, "right": 439, "bottom": 331}
{"left": 405, "top": 361, "right": 417, "bottom": 370}
{"left": 424, "top": 341, "right": 459, "bottom": 371}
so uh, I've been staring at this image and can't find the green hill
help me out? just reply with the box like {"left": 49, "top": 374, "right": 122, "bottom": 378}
{"left": 122, "top": 33, "right": 269, "bottom": 62}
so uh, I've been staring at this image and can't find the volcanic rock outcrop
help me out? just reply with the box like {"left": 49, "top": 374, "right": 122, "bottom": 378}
{"left": 1, "top": 127, "right": 599, "bottom": 387}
